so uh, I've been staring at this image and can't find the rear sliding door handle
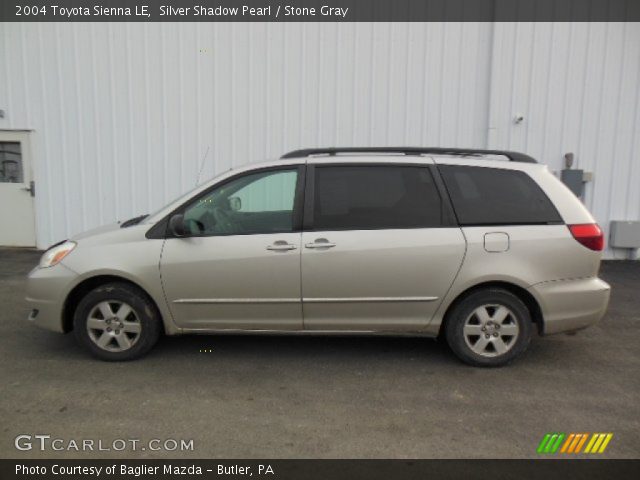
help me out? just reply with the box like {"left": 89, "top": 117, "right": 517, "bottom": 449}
{"left": 267, "top": 241, "right": 297, "bottom": 251}
{"left": 305, "top": 239, "right": 336, "bottom": 249}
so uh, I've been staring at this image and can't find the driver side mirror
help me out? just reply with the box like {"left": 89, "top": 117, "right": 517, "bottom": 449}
{"left": 168, "top": 214, "right": 186, "bottom": 237}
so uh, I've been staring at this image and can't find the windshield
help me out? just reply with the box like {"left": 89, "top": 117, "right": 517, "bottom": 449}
{"left": 143, "top": 170, "right": 232, "bottom": 223}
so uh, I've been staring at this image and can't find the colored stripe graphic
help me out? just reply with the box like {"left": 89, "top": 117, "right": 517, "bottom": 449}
{"left": 584, "top": 434, "right": 598, "bottom": 453}
{"left": 550, "top": 433, "right": 565, "bottom": 453}
{"left": 539, "top": 433, "right": 613, "bottom": 454}
{"left": 537, "top": 434, "right": 552, "bottom": 454}
{"left": 560, "top": 434, "right": 574, "bottom": 453}
{"left": 545, "top": 434, "right": 559, "bottom": 453}
{"left": 585, "top": 433, "right": 613, "bottom": 453}
{"left": 574, "top": 433, "right": 589, "bottom": 453}
{"left": 568, "top": 434, "right": 581, "bottom": 453}
{"left": 569, "top": 433, "right": 589, "bottom": 453}
{"left": 537, "top": 433, "right": 565, "bottom": 454}
{"left": 598, "top": 434, "right": 613, "bottom": 453}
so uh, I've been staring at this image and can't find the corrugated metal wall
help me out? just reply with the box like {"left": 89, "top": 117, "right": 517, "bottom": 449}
{"left": 488, "top": 22, "right": 640, "bottom": 259}
{"left": 0, "top": 22, "right": 639, "bottom": 258}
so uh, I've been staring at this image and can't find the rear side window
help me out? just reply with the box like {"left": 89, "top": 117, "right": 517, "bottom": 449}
{"left": 313, "top": 166, "right": 443, "bottom": 230}
{"left": 439, "top": 165, "right": 562, "bottom": 225}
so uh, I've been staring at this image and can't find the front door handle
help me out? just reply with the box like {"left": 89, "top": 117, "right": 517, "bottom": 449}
{"left": 267, "top": 241, "right": 297, "bottom": 251}
{"left": 305, "top": 238, "right": 336, "bottom": 249}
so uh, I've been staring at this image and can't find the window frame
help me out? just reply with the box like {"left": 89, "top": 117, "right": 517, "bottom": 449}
{"left": 148, "top": 165, "right": 306, "bottom": 239}
{"left": 303, "top": 163, "right": 457, "bottom": 232}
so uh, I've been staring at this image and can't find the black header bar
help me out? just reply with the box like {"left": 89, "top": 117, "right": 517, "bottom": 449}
{"left": 2, "top": 0, "right": 640, "bottom": 22}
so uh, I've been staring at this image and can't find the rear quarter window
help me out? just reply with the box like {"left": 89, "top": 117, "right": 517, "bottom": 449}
{"left": 439, "top": 165, "right": 562, "bottom": 225}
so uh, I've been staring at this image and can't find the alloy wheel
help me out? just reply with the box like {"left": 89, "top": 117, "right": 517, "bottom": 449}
{"left": 463, "top": 304, "right": 520, "bottom": 357}
{"left": 86, "top": 300, "right": 142, "bottom": 352}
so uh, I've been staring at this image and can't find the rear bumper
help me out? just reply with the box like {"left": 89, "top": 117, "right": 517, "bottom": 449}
{"left": 529, "top": 277, "right": 611, "bottom": 335}
{"left": 25, "top": 263, "right": 78, "bottom": 333}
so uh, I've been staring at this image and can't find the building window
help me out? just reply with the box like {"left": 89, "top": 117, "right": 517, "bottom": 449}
{"left": 0, "top": 142, "right": 23, "bottom": 183}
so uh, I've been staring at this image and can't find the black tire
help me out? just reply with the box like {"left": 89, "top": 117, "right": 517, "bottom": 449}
{"left": 445, "top": 288, "right": 532, "bottom": 367}
{"left": 73, "top": 282, "right": 162, "bottom": 361}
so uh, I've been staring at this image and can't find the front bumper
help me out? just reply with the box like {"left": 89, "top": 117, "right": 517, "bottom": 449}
{"left": 25, "top": 263, "right": 78, "bottom": 333}
{"left": 529, "top": 277, "right": 611, "bottom": 335}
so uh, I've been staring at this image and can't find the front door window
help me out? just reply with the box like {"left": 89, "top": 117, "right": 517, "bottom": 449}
{"left": 182, "top": 169, "right": 298, "bottom": 236}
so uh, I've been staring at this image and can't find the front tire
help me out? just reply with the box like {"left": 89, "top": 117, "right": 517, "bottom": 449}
{"left": 73, "top": 282, "right": 162, "bottom": 361}
{"left": 445, "top": 288, "right": 532, "bottom": 367}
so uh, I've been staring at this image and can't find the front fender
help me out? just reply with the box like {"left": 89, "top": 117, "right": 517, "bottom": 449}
{"left": 60, "top": 237, "right": 180, "bottom": 335}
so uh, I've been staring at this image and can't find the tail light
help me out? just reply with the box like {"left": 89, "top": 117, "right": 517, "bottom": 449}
{"left": 568, "top": 224, "right": 604, "bottom": 251}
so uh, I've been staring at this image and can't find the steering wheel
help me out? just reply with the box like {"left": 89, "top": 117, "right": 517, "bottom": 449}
{"left": 185, "top": 218, "right": 205, "bottom": 235}
{"left": 212, "top": 206, "right": 234, "bottom": 233}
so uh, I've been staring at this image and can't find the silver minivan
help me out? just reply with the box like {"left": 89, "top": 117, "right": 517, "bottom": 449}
{"left": 26, "top": 148, "right": 610, "bottom": 366}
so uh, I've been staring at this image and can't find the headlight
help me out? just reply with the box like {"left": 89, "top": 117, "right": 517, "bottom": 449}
{"left": 39, "top": 241, "right": 77, "bottom": 268}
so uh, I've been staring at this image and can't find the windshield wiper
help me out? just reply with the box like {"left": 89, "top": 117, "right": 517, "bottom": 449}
{"left": 120, "top": 214, "right": 149, "bottom": 228}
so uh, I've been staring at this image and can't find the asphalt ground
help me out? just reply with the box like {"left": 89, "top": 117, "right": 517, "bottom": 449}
{"left": 1, "top": 248, "right": 638, "bottom": 459}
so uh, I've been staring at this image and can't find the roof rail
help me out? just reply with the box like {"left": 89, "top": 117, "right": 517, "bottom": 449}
{"left": 280, "top": 147, "right": 537, "bottom": 164}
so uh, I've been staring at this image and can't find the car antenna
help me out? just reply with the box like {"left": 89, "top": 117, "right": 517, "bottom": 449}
{"left": 195, "top": 145, "right": 210, "bottom": 186}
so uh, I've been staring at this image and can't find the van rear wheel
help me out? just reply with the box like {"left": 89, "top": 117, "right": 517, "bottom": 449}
{"left": 73, "top": 282, "right": 161, "bottom": 361}
{"left": 445, "top": 288, "right": 532, "bottom": 367}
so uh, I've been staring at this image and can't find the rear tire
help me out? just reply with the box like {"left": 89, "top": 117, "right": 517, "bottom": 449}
{"left": 73, "top": 282, "right": 161, "bottom": 361}
{"left": 445, "top": 288, "right": 532, "bottom": 367}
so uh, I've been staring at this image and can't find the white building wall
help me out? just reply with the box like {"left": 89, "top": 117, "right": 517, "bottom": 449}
{"left": 488, "top": 22, "right": 640, "bottom": 259}
{"left": 0, "top": 22, "right": 638, "bottom": 259}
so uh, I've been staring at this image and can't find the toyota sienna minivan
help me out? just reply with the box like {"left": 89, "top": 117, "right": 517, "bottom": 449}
{"left": 26, "top": 147, "right": 611, "bottom": 366}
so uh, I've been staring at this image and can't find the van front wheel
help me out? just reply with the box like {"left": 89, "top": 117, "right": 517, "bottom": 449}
{"left": 445, "top": 288, "right": 532, "bottom": 367}
{"left": 73, "top": 282, "right": 161, "bottom": 361}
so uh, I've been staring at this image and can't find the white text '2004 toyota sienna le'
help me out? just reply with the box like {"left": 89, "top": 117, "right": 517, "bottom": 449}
{"left": 26, "top": 147, "right": 610, "bottom": 366}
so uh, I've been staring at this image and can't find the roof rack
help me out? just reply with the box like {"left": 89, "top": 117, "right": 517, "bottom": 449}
{"left": 280, "top": 147, "right": 537, "bottom": 164}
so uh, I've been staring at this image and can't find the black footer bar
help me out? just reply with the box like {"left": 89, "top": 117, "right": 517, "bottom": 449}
{"left": 3, "top": 459, "right": 640, "bottom": 480}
